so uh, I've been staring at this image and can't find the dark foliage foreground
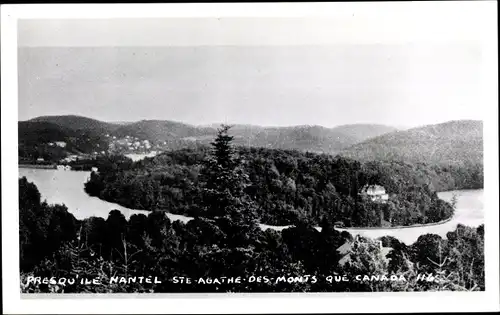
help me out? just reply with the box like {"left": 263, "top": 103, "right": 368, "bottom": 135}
{"left": 19, "top": 126, "right": 484, "bottom": 293}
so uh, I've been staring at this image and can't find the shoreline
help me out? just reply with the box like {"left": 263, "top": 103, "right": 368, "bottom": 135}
{"left": 336, "top": 216, "right": 454, "bottom": 231}
{"left": 18, "top": 164, "right": 56, "bottom": 169}
{"left": 18, "top": 165, "right": 91, "bottom": 172}
{"left": 17, "top": 167, "right": 478, "bottom": 232}
{"left": 79, "top": 191, "right": 460, "bottom": 232}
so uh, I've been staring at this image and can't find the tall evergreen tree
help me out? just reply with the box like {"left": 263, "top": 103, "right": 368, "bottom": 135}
{"left": 199, "top": 124, "right": 258, "bottom": 228}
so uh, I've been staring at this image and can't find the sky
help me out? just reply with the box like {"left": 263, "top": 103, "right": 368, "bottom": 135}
{"left": 17, "top": 7, "right": 492, "bottom": 128}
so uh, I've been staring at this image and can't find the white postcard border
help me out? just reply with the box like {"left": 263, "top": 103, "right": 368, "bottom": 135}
{"left": 2, "top": 2, "right": 499, "bottom": 314}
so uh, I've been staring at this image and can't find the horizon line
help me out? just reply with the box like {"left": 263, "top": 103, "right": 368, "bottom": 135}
{"left": 19, "top": 114, "right": 483, "bottom": 130}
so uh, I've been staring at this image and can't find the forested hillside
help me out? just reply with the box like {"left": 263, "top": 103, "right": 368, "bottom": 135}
{"left": 81, "top": 126, "right": 484, "bottom": 228}
{"left": 19, "top": 175, "right": 485, "bottom": 293}
{"left": 28, "top": 115, "right": 120, "bottom": 134}
{"left": 18, "top": 121, "right": 109, "bottom": 162}
{"left": 331, "top": 124, "right": 397, "bottom": 143}
{"left": 19, "top": 125, "right": 485, "bottom": 293}
{"left": 112, "top": 120, "right": 217, "bottom": 143}
{"left": 340, "top": 120, "right": 483, "bottom": 167}
{"left": 112, "top": 122, "right": 397, "bottom": 154}
{"left": 21, "top": 115, "right": 398, "bottom": 155}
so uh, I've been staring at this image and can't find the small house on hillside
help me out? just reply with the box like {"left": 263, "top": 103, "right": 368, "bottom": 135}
{"left": 359, "top": 184, "right": 389, "bottom": 203}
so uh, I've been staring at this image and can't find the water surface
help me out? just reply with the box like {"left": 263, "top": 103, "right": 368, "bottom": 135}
{"left": 19, "top": 168, "right": 484, "bottom": 244}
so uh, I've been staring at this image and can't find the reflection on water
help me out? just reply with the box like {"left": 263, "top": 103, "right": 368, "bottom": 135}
{"left": 18, "top": 168, "right": 484, "bottom": 244}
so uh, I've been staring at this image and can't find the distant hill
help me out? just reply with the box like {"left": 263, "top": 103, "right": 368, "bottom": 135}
{"left": 114, "top": 122, "right": 397, "bottom": 154}
{"left": 108, "top": 121, "right": 134, "bottom": 125}
{"left": 28, "top": 115, "right": 120, "bottom": 134}
{"left": 19, "top": 121, "right": 75, "bottom": 145}
{"left": 339, "top": 120, "right": 483, "bottom": 166}
{"left": 20, "top": 116, "right": 483, "bottom": 169}
{"left": 18, "top": 120, "right": 109, "bottom": 161}
{"left": 228, "top": 125, "right": 359, "bottom": 153}
{"left": 224, "top": 124, "right": 397, "bottom": 153}
{"left": 330, "top": 124, "right": 398, "bottom": 143}
{"left": 112, "top": 120, "right": 218, "bottom": 143}
{"left": 21, "top": 115, "right": 398, "bottom": 155}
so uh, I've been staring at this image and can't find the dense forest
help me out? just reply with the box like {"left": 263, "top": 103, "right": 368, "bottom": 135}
{"left": 22, "top": 115, "right": 399, "bottom": 156}
{"left": 19, "top": 125, "right": 485, "bottom": 293}
{"left": 18, "top": 121, "right": 108, "bottom": 163}
{"left": 19, "top": 178, "right": 485, "bottom": 293}
{"left": 340, "top": 120, "right": 483, "bottom": 167}
{"left": 82, "top": 126, "right": 483, "bottom": 227}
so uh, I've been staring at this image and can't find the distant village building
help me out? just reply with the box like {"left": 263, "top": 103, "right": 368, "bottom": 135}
{"left": 359, "top": 184, "right": 389, "bottom": 203}
{"left": 54, "top": 141, "right": 67, "bottom": 148}
{"left": 91, "top": 167, "right": 99, "bottom": 173}
{"left": 36, "top": 157, "right": 45, "bottom": 162}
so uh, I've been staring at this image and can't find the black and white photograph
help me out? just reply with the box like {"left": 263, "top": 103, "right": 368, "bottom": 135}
{"left": 2, "top": 2, "right": 499, "bottom": 314}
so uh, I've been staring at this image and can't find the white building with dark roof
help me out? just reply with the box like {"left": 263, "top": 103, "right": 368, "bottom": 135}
{"left": 359, "top": 184, "right": 389, "bottom": 203}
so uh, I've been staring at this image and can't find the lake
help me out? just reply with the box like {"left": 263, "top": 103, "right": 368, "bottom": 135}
{"left": 18, "top": 168, "right": 484, "bottom": 244}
